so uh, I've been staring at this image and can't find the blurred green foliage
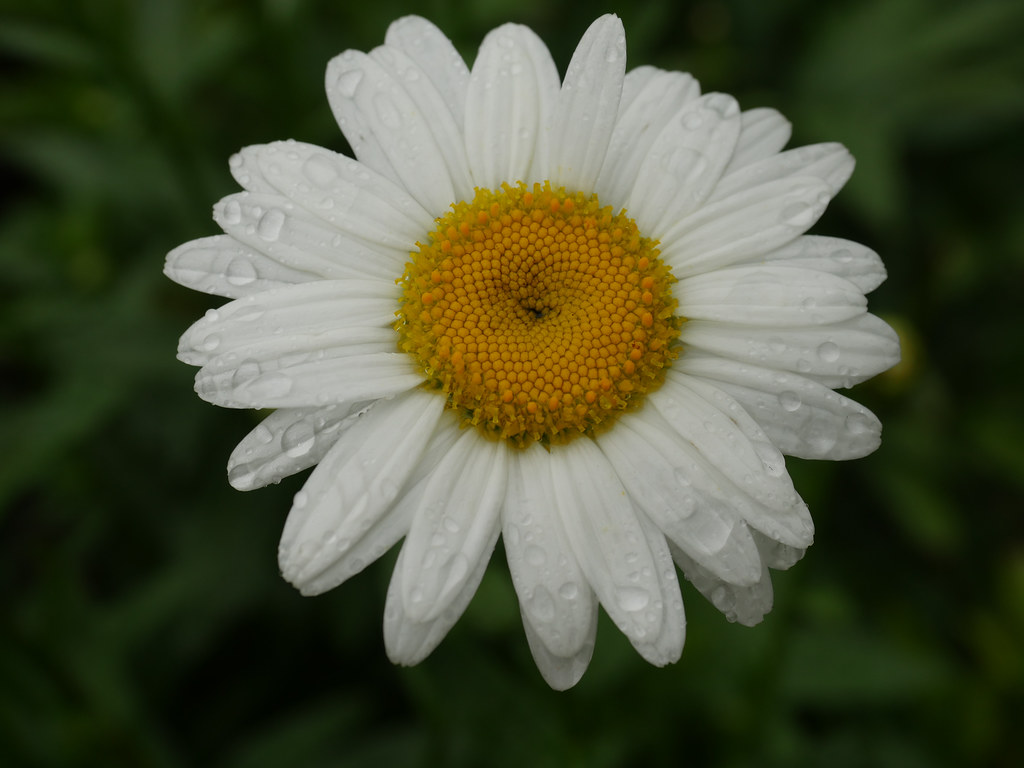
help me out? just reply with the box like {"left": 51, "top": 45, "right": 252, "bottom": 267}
{"left": 2, "top": 0, "right": 1022, "bottom": 766}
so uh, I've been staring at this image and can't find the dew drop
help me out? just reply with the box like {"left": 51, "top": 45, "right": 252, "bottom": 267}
{"left": 222, "top": 199, "right": 242, "bottom": 225}
{"left": 199, "top": 333, "right": 221, "bottom": 352}
{"left": 232, "top": 359, "right": 262, "bottom": 388}
{"left": 245, "top": 371, "right": 293, "bottom": 400}
{"left": 527, "top": 586, "right": 556, "bottom": 622}
{"left": 524, "top": 545, "right": 546, "bottom": 567}
{"left": 256, "top": 208, "right": 285, "bottom": 241}
{"left": 779, "top": 391, "right": 802, "bottom": 412}
{"left": 558, "top": 581, "right": 579, "bottom": 600}
{"left": 335, "top": 68, "right": 364, "bottom": 98}
{"left": 681, "top": 111, "right": 704, "bottom": 130}
{"left": 845, "top": 412, "right": 872, "bottom": 435}
{"left": 817, "top": 341, "right": 840, "bottom": 362}
{"left": 442, "top": 516, "right": 460, "bottom": 534}
{"left": 226, "top": 258, "right": 257, "bottom": 286}
{"left": 302, "top": 154, "right": 339, "bottom": 187}
{"left": 781, "top": 201, "right": 815, "bottom": 227}
{"left": 281, "top": 420, "right": 316, "bottom": 458}
{"left": 293, "top": 490, "right": 308, "bottom": 509}
{"left": 616, "top": 586, "right": 650, "bottom": 612}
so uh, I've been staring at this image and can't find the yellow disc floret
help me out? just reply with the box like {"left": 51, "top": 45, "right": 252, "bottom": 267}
{"left": 396, "top": 181, "right": 681, "bottom": 447}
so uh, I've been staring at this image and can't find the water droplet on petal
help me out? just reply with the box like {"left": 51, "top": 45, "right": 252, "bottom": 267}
{"left": 616, "top": 586, "right": 650, "bottom": 612}
{"left": 232, "top": 359, "right": 262, "bottom": 388}
{"left": 199, "top": 333, "right": 221, "bottom": 352}
{"left": 780, "top": 391, "right": 802, "bottom": 412}
{"left": 226, "top": 258, "right": 257, "bottom": 286}
{"left": 335, "top": 68, "right": 363, "bottom": 98}
{"left": 527, "top": 586, "right": 556, "bottom": 622}
{"left": 845, "top": 412, "right": 872, "bottom": 435}
{"left": 222, "top": 199, "right": 242, "bottom": 224}
{"left": 781, "top": 201, "right": 815, "bottom": 227}
{"left": 524, "top": 545, "right": 546, "bottom": 567}
{"left": 256, "top": 208, "right": 285, "bottom": 241}
{"left": 558, "top": 581, "right": 579, "bottom": 600}
{"left": 302, "top": 154, "right": 339, "bottom": 187}
{"left": 281, "top": 420, "right": 316, "bottom": 458}
{"left": 817, "top": 341, "right": 840, "bottom": 362}
{"left": 245, "top": 371, "right": 293, "bottom": 400}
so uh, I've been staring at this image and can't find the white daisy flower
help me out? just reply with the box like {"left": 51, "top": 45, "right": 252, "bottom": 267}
{"left": 167, "top": 14, "right": 900, "bottom": 689}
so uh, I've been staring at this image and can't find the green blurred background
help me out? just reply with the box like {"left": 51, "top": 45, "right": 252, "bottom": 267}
{"left": 2, "top": 0, "right": 1022, "bottom": 765}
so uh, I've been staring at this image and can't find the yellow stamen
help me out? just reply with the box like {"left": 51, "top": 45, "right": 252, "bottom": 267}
{"left": 396, "top": 181, "right": 681, "bottom": 447}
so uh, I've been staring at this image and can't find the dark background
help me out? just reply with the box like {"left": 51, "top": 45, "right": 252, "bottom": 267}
{"left": 2, "top": 0, "right": 1022, "bottom": 765}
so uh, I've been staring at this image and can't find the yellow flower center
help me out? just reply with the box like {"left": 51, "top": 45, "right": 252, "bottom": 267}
{"left": 396, "top": 181, "right": 680, "bottom": 447}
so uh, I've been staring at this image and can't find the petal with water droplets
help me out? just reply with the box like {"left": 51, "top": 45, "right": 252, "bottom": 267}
{"left": 227, "top": 401, "right": 373, "bottom": 491}
{"left": 670, "top": 541, "right": 774, "bottom": 627}
{"left": 399, "top": 431, "right": 507, "bottom": 623}
{"left": 548, "top": 14, "right": 626, "bottom": 191}
{"left": 759, "top": 235, "right": 888, "bottom": 294}
{"left": 654, "top": 372, "right": 814, "bottom": 548}
{"left": 325, "top": 50, "right": 461, "bottom": 216}
{"left": 550, "top": 439, "right": 668, "bottom": 662}
{"left": 660, "top": 176, "right": 834, "bottom": 278}
{"left": 465, "top": 23, "right": 559, "bottom": 188}
{"left": 678, "top": 313, "right": 902, "bottom": 389}
{"left": 599, "top": 408, "right": 764, "bottom": 586}
{"left": 596, "top": 67, "right": 701, "bottom": 208}
{"left": 504, "top": 445, "right": 597, "bottom": 684}
{"left": 724, "top": 107, "right": 792, "bottom": 173}
{"left": 627, "top": 92, "right": 740, "bottom": 235}
{"left": 278, "top": 390, "right": 444, "bottom": 593}
{"left": 164, "top": 235, "right": 314, "bottom": 299}
{"left": 676, "top": 265, "right": 867, "bottom": 327}
{"left": 677, "top": 351, "right": 884, "bottom": 460}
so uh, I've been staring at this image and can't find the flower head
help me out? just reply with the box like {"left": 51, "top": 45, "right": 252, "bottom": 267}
{"left": 167, "top": 15, "right": 899, "bottom": 689}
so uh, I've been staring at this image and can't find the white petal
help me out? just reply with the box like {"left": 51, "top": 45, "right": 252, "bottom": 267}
{"left": 596, "top": 67, "right": 701, "bottom": 208}
{"left": 654, "top": 372, "right": 814, "bottom": 548}
{"left": 384, "top": 537, "right": 497, "bottom": 665}
{"left": 384, "top": 16, "right": 470, "bottom": 129}
{"left": 227, "top": 401, "right": 373, "bottom": 491}
{"left": 212, "top": 191, "right": 411, "bottom": 283}
{"left": 678, "top": 312, "right": 901, "bottom": 389}
{"left": 325, "top": 49, "right": 460, "bottom": 215}
{"left": 278, "top": 390, "right": 444, "bottom": 593}
{"left": 192, "top": 327, "right": 421, "bottom": 410}
{"left": 549, "top": 439, "right": 669, "bottom": 663}
{"left": 711, "top": 142, "right": 854, "bottom": 202}
{"left": 751, "top": 528, "right": 806, "bottom": 570}
{"left": 465, "top": 23, "right": 559, "bottom": 188}
{"left": 228, "top": 146, "right": 276, "bottom": 193}
{"left": 675, "top": 265, "right": 867, "bottom": 326}
{"left": 247, "top": 142, "right": 434, "bottom": 248}
{"left": 676, "top": 351, "right": 884, "bottom": 460}
{"left": 628, "top": 92, "right": 740, "bottom": 235}
{"left": 369, "top": 43, "right": 474, "bottom": 202}
{"left": 723, "top": 107, "right": 792, "bottom": 174}
{"left": 164, "top": 235, "right": 314, "bottom": 299}
{"left": 670, "top": 541, "right": 774, "bottom": 627}
{"left": 504, "top": 446, "right": 597, "bottom": 672}
{"left": 301, "top": 407, "right": 463, "bottom": 596}
{"left": 758, "top": 235, "right": 888, "bottom": 294}
{"left": 520, "top": 608, "right": 596, "bottom": 691}
{"left": 399, "top": 431, "right": 507, "bottom": 622}
{"left": 177, "top": 279, "right": 398, "bottom": 367}
{"left": 630, "top": 511, "right": 686, "bottom": 666}
{"left": 548, "top": 15, "right": 626, "bottom": 191}
{"left": 661, "top": 176, "right": 833, "bottom": 278}
{"left": 599, "top": 409, "right": 764, "bottom": 586}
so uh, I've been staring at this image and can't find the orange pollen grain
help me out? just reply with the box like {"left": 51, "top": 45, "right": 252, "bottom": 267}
{"left": 396, "top": 181, "right": 681, "bottom": 447}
